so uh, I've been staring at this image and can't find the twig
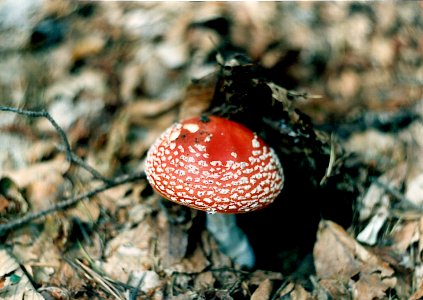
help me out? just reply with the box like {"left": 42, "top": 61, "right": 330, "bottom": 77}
{"left": 56, "top": 144, "right": 112, "bottom": 183}
{"left": 129, "top": 272, "right": 145, "bottom": 300}
{"left": 73, "top": 259, "right": 125, "bottom": 300}
{"left": 271, "top": 278, "right": 290, "bottom": 300}
{"left": 0, "top": 172, "right": 146, "bottom": 235}
{"left": 320, "top": 133, "right": 336, "bottom": 186}
{"left": 373, "top": 178, "right": 423, "bottom": 212}
{"left": 0, "top": 105, "right": 149, "bottom": 234}
{"left": 0, "top": 106, "right": 72, "bottom": 161}
{"left": 0, "top": 106, "right": 111, "bottom": 183}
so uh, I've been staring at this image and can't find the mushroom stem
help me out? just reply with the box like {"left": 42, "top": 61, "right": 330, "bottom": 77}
{"left": 206, "top": 213, "right": 255, "bottom": 268}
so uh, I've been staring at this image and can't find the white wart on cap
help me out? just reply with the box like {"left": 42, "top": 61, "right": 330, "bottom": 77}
{"left": 145, "top": 116, "right": 284, "bottom": 214}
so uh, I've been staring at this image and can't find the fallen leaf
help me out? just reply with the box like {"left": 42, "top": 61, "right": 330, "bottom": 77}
{"left": 344, "top": 130, "right": 405, "bottom": 169}
{"left": 9, "top": 216, "right": 63, "bottom": 285}
{"left": 357, "top": 164, "right": 410, "bottom": 246}
{"left": 249, "top": 270, "right": 283, "bottom": 286}
{"left": 179, "top": 72, "right": 216, "bottom": 120}
{"left": 71, "top": 34, "right": 106, "bottom": 62}
{"left": 102, "top": 217, "right": 157, "bottom": 282}
{"left": 41, "top": 70, "right": 106, "bottom": 131}
{"left": 352, "top": 272, "right": 397, "bottom": 300}
{"left": 279, "top": 283, "right": 312, "bottom": 300}
{"left": 318, "top": 278, "right": 350, "bottom": 299}
{"left": 26, "top": 140, "right": 57, "bottom": 164}
{"left": 358, "top": 164, "right": 406, "bottom": 222}
{"left": 3, "top": 156, "right": 67, "bottom": 194}
{"left": 251, "top": 278, "right": 273, "bottom": 300}
{"left": 357, "top": 208, "right": 389, "bottom": 246}
{"left": 0, "top": 247, "right": 44, "bottom": 300}
{"left": 127, "top": 270, "right": 162, "bottom": 292}
{"left": 125, "top": 98, "right": 181, "bottom": 123}
{"left": 0, "top": 177, "right": 28, "bottom": 216}
{"left": 194, "top": 271, "right": 215, "bottom": 290}
{"left": 314, "top": 220, "right": 397, "bottom": 299}
{"left": 406, "top": 173, "right": 423, "bottom": 206}
{"left": 410, "top": 279, "right": 423, "bottom": 300}
{"left": 391, "top": 220, "right": 419, "bottom": 253}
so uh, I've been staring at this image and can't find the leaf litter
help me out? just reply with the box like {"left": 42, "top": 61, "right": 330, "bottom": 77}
{"left": 0, "top": 2, "right": 422, "bottom": 299}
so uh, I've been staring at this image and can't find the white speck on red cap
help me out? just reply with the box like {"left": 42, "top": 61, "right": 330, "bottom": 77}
{"left": 145, "top": 116, "right": 284, "bottom": 214}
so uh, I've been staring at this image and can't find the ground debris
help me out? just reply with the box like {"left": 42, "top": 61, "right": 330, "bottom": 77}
{"left": 0, "top": 2, "right": 422, "bottom": 299}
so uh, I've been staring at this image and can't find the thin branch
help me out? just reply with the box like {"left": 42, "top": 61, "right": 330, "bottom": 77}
{"left": 374, "top": 178, "right": 423, "bottom": 212}
{"left": 0, "top": 172, "right": 146, "bottom": 235}
{"left": 0, "top": 105, "right": 112, "bottom": 183}
{"left": 0, "top": 106, "right": 72, "bottom": 161}
{"left": 320, "top": 133, "right": 336, "bottom": 186}
{"left": 74, "top": 259, "right": 125, "bottom": 300}
{"left": 0, "top": 105, "right": 148, "bottom": 234}
{"left": 56, "top": 144, "right": 113, "bottom": 183}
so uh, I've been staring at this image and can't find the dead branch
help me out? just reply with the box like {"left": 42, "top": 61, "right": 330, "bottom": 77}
{"left": 0, "top": 106, "right": 111, "bottom": 183}
{"left": 0, "top": 171, "right": 146, "bottom": 235}
{"left": 0, "top": 105, "right": 146, "bottom": 235}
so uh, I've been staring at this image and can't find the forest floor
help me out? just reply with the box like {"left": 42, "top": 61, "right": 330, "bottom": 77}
{"left": 1, "top": 2, "right": 423, "bottom": 299}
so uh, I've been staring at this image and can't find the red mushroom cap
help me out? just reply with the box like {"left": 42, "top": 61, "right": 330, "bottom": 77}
{"left": 145, "top": 116, "right": 284, "bottom": 214}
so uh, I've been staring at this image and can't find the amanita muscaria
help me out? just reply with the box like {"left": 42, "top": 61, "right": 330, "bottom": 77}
{"left": 145, "top": 116, "right": 284, "bottom": 214}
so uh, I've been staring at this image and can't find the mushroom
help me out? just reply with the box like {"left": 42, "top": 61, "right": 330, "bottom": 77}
{"left": 145, "top": 115, "right": 284, "bottom": 268}
{"left": 145, "top": 115, "right": 284, "bottom": 214}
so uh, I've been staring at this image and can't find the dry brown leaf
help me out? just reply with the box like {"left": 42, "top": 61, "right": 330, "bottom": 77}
{"left": 0, "top": 177, "right": 29, "bottom": 217}
{"left": 67, "top": 198, "right": 100, "bottom": 224}
{"left": 292, "top": 284, "right": 314, "bottom": 300}
{"left": 318, "top": 278, "right": 350, "bottom": 299}
{"left": 1, "top": 1, "right": 422, "bottom": 298}
{"left": 38, "top": 286, "right": 71, "bottom": 300}
{"left": 356, "top": 209, "right": 388, "bottom": 246}
{"left": 71, "top": 34, "right": 106, "bottom": 62}
{"left": 3, "top": 156, "right": 67, "bottom": 190}
{"left": 314, "top": 221, "right": 397, "bottom": 299}
{"left": 410, "top": 280, "right": 423, "bottom": 300}
{"left": 314, "top": 221, "right": 361, "bottom": 281}
{"left": 9, "top": 217, "right": 63, "bottom": 285}
{"left": 26, "top": 140, "right": 57, "bottom": 164}
{"left": 392, "top": 220, "right": 419, "bottom": 253}
{"left": 406, "top": 173, "right": 423, "bottom": 206}
{"left": 249, "top": 270, "right": 283, "bottom": 286}
{"left": 344, "top": 130, "right": 405, "bottom": 169}
{"left": 0, "top": 248, "right": 44, "bottom": 300}
{"left": 279, "top": 283, "right": 313, "bottom": 300}
{"left": 127, "top": 270, "right": 162, "bottom": 292}
{"left": 125, "top": 98, "right": 181, "bottom": 124}
{"left": 179, "top": 73, "right": 217, "bottom": 120}
{"left": 251, "top": 278, "right": 273, "bottom": 300}
{"left": 352, "top": 272, "right": 396, "bottom": 300}
{"left": 96, "top": 183, "right": 134, "bottom": 213}
{"left": 103, "top": 217, "right": 157, "bottom": 282}
{"left": 25, "top": 170, "right": 65, "bottom": 211}
{"left": 200, "top": 230, "right": 232, "bottom": 269}
{"left": 41, "top": 70, "right": 106, "bottom": 131}
{"left": 49, "top": 262, "right": 84, "bottom": 293}
{"left": 156, "top": 210, "right": 209, "bottom": 273}
{"left": 229, "top": 2, "right": 277, "bottom": 59}
{"left": 120, "top": 64, "right": 144, "bottom": 103}
{"left": 129, "top": 116, "right": 177, "bottom": 159}
{"left": 170, "top": 246, "right": 210, "bottom": 274}
{"left": 158, "top": 220, "right": 190, "bottom": 268}
{"left": 357, "top": 164, "right": 406, "bottom": 245}
{"left": 278, "top": 282, "right": 295, "bottom": 297}
{"left": 96, "top": 112, "right": 130, "bottom": 176}
{"left": 194, "top": 271, "right": 215, "bottom": 290}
